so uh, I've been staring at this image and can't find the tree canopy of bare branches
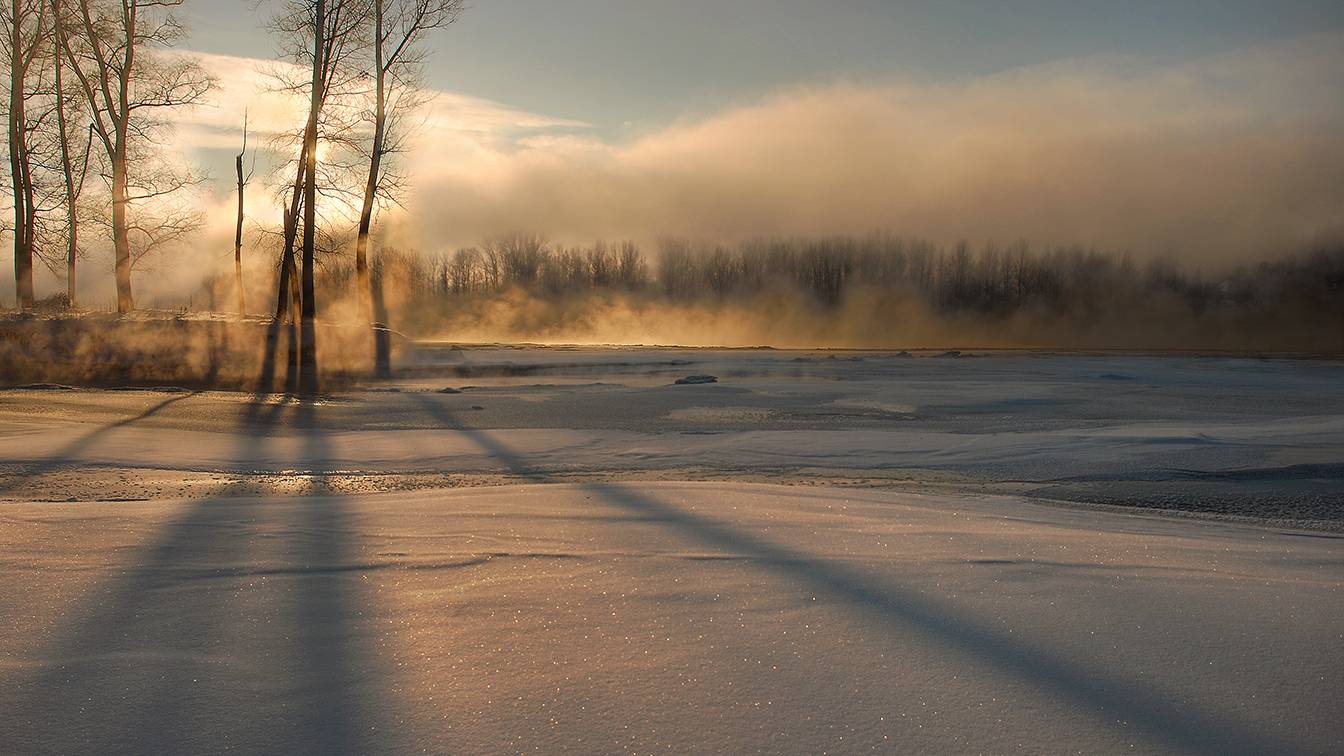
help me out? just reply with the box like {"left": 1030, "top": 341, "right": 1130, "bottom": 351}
{"left": 57, "top": 0, "right": 212, "bottom": 312}
{"left": 352, "top": 0, "right": 459, "bottom": 374}
{"left": 268, "top": 0, "right": 373, "bottom": 391}
{"left": 50, "top": 1, "right": 96, "bottom": 307}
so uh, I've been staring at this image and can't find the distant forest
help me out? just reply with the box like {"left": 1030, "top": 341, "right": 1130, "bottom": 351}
{"left": 294, "top": 233, "right": 1344, "bottom": 351}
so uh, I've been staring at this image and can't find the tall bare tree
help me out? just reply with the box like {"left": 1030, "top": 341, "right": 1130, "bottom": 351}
{"left": 51, "top": 0, "right": 93, "bottom": 307}
{"left": 271, "top": 0, "right": 370, "bottom": 391}
{"left": 297, "top": 0, "right": 325, "bottom": 392}
{"left": 233, "top": 111, "right": 252, "bottom": 315}
{"left": 354, "top": 0, "right": 459, "bottom": 375}
{"left": 3, "top": 0, "right": 48, "bottom": 310}
{"left": 57, "top": 0, "right": 211, "bottom": 312}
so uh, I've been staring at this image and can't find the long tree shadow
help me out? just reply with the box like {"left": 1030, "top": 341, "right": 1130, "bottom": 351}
{"left": 0, "top": 391, "right": 198, "bottom": 495}
{"left": 407, "top": 392, "right": 1297, "bottom": 755}
{"left": 0, "top": 394, "right": 392, "bottom": 754}
{"left": 287, "top": 397, "right": 395, "bottom": 752}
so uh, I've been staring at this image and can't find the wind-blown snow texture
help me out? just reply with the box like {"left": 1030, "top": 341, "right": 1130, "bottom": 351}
{"left": 0, "top": 348, "right": 1341, "bottom": 754}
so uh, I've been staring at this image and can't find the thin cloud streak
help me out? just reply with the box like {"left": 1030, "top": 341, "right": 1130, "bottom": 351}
{"left": 176, "top": 51, "right": 589, "bottom": 154}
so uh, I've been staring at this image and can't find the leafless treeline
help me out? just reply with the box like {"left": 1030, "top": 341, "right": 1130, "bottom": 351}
{"left": 427, "top": 235, "right": 647, "bottom": 295}
{"left": 387, "top": 234, "right": 1343, "bottom": 333}
{"left": 4, "top": 0, "right": 463, "bottom": 390}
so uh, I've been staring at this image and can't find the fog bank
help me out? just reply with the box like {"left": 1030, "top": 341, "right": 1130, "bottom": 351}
{"left": 402, "top": 33, "right": 1344, "bottom": 262}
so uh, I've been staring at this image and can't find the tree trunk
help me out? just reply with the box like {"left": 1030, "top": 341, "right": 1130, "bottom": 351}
{"left": 66, "top": 217, "right": 76, "bottom": 307}
{"left": 287, "top": 272, "right": 300, "bottom": 392}
{"left": 110, "top": 149, "right": 132, "bottom": 312}
{"left": 55, "top": 30, "right": 80, "bottom": 309}
{"left": 8, "top": 1, "right": 34, "bottom": 311}
{"left": 261, "top": 153, "right": 307, "bottom": 393}
{"left": 111, "top": 3, "right": 136, "bottom": 313}
{"left": 354, "top": 168, "right": 377, "bottom": 320}
{"left": 354, "top": 0, "right": 385, "bottom": 326}
{"left": 274, "top": 158, "right": 305, "bottom": 320}
{"left": 234, "top": 149, "right": 245, "bottom": 315}
{"left": 355, "top": 1, "right": 388, "bottom": 374}
{"left": 298, "top": 0, "right": 325, "bottom": 394}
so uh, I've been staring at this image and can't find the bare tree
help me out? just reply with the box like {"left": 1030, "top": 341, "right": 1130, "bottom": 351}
{"left": 57, "top": 0, "right": 211, "bottom": 312}
{"left": 233, "top": 111, "right": 252, "bottom": 315}
{"left": 350, "top": 0, "right": 459, "bottom": 375}
{"left": 297, "top": 0, "right": 328, "bottom": 392}
{"left": 270, "top": 0, "right": 371, "bottom": 391}
{"left": 3, "top": 0, "right": 48, "bottom": 310}
{"left": 51, "top": 0, "right": 93, "bottom": 307}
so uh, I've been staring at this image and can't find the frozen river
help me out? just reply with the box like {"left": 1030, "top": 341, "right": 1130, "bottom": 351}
{"left": 3, "top": 346, "right": 1340, "bottom": 526}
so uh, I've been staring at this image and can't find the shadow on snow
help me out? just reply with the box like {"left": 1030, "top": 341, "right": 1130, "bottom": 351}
{"left": 0, "top": 396, "right": 402, "bottom": 755}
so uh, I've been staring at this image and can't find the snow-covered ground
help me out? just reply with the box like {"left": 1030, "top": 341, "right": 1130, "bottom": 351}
{"left": 0, "top": 348, "right": 1341, "bottom": 753}
{"left": 3, "top": 347, "right": 1340, "bottom": 524}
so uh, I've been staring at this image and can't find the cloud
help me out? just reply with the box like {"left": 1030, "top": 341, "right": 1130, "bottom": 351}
{"left": 392, "top": 32, "right": 1344, "bottom": 263}
{"left": 163, "top": 51, "right": 590, "bottom": 238}
{"left": 175, "top": 50, "right": 587, "bottom": 163}
{"left": 166, "top": 34, "right": 1344, "bottom": 264}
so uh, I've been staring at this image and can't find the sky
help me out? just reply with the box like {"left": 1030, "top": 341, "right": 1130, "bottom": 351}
{"left": 11, "top": 1, "right": 1344, "bottom": 304}
{"left": 187, "top": 1, "right": 1344, "bottom": 136}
